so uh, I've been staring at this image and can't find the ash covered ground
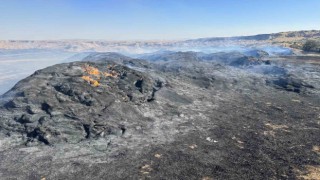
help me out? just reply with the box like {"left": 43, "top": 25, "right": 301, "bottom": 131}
{"left": 0, "top": 50, "right": 319, "bottom": 179}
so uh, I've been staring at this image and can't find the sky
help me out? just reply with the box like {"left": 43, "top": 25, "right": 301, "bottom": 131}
{"left": 0, "top": 0, "right": 319, "bottom": 40}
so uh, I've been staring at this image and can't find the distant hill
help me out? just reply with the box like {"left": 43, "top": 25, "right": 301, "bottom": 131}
{"left": 0, "top": 30, "right": 319, "bottom": 52}
{"left": 189, "top": 30, "right": 320, "bottom": 42}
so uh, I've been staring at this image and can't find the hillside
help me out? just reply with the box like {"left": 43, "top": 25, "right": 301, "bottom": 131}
{"left": 0, "top": 52, "right": 319, "bottom": 179}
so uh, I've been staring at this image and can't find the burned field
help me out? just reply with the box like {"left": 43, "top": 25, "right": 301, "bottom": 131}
{"left": 0, "top": 51, "right": 319, "bottom": 179}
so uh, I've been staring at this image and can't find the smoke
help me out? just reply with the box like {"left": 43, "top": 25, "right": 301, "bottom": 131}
{"left": 247, "top": 64, "right": 287, "bottom": 76}
{"left": 0, "top": 43, "right": 293, "bottom": 95}
{"left": 128, "top": 44, "right": 292, "bottom": 57}
{"left": 257, "top": 46, "right": 293, "bottom": 56}
{"left": 0, "top": 49, "right": 75, "bottom": 95}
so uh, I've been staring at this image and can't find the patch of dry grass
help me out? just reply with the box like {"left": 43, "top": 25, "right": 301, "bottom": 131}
{"left": 263, "top": 123, "right": 290, "bottom": 137}
{"left": 202, "top": 176, "right": 214, "bottom": 180}
{"left": 140, "top": 164, "right": 153, "bottom": 175}
{"left": 265, "top": 123, "right": 289, "bottom": 130}
{"left": 296, "top": 166, "right": 320, "bottom": 180}
{"left": 313, "top": 146, "right": 320, "bottom": 154}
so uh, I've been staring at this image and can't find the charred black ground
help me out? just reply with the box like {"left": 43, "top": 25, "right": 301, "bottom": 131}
{"left": 0, "top": 51, "right": 319, "bottom": 179}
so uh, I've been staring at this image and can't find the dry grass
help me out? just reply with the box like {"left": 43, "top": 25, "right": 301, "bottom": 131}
{"left": 154, "top": 153, "right": 162, "bottom": 158}
{"left": 189, "top": 144, "right": 198, "bottom": 149}
{"left": 232, "top": 136, "right": 244, "bottom": 149}
{"left": 263, "top": 130, "right": 276, "bottom": 137}
{"left": 265, "top": 123, "right": 289, "bottom": 130}
{"left": 313, "top": 146, "right": 320, "bottom": 154}
{"left": 140, "top": 164, "right": 153, "bottom": 175}
{"left": 263, "top": 123, "right": 290, "bottom": 137}
{"left": 296, "top": 166, "right": 320, "bottom": 180}
{"left": 202, "top": 177, "right": 214, "bottom": 180}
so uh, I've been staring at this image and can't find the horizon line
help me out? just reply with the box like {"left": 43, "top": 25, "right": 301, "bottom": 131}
{"left": 0, "top": 29, "right": 319, "bottom": 42}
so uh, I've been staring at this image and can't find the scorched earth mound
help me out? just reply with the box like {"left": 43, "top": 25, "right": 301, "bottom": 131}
{"left": 0, "top": 52, "right": 319, "bottom": 179}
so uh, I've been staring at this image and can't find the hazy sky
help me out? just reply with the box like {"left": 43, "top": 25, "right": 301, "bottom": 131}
{"left": 0, "top": 0, "right": 319, "bottom": 40}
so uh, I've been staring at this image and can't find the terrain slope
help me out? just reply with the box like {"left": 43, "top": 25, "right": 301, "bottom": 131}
{"left": 0, "top": 52, "right": 319, "bottom": 179}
